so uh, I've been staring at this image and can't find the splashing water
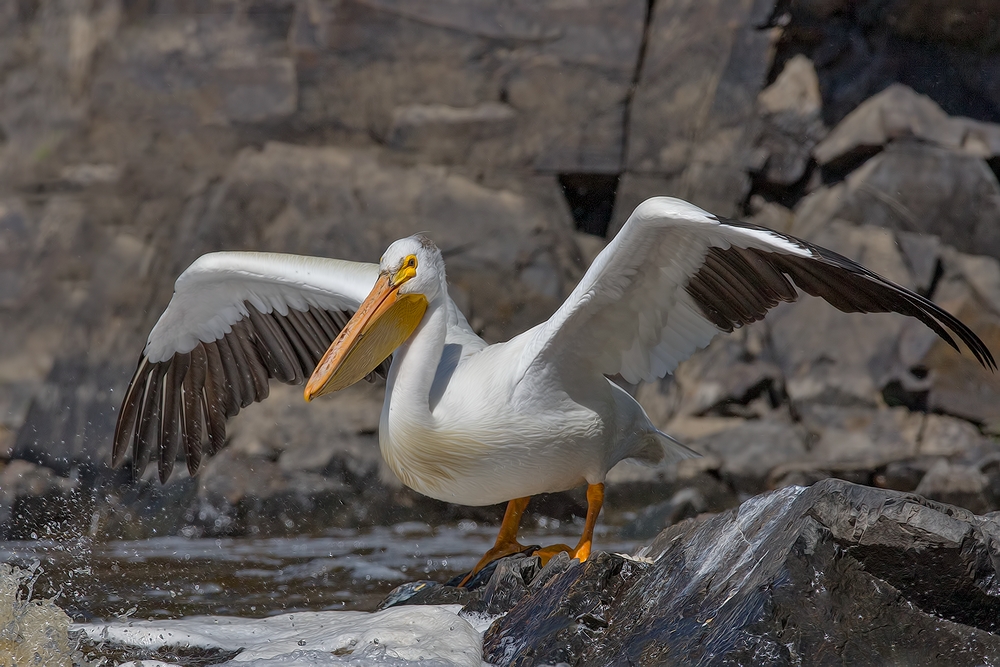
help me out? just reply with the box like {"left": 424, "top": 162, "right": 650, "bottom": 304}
{"left": 0, "top": 562, "right": 89, "bottom": 666}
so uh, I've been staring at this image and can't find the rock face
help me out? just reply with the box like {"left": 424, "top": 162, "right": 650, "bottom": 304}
{"left": 382, "top": 479, "right": 1000, "bottom": 665}
{"left": 2, "top": 0, "right": 1000, "bottom": 551}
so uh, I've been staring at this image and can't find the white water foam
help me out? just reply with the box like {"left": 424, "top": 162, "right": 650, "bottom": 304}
{"left": 77, "top": 605, "right": 483, "bottom": 667}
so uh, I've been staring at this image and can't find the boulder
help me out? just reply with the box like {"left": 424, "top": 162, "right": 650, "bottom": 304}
{"left": 913, "top": 250, "right": 1000, "bottom": 424}
{"left": 915, "top": 459, "right": 994, "bottom": 515}
{"left": 692, "top": 420, "right": 808, "bottom": 495}
{"left": 458, "top": 479, "right": 1000, "bottom": 665}
{"left": 832, "top": 142, "right": 1000, "bottom": 259}
{"left": 620, "top": 0, "right": 775, "bottom": 220}
{"left": 754, "top": 54, "right": 827, "bottom": 187}
{"left": 765, "top": 221, "right": 914, "bottom": 406}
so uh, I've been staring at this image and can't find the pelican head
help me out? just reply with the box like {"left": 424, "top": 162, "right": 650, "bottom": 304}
{"left": 381, "top": 234, "right": 446, "bottom": 301}
{"left": 304, "top": 235, "right": 441, "bottom": 400}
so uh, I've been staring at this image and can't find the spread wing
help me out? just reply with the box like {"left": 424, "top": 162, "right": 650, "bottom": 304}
{"left": 518, "top": 197, "right": 994, "bottom": 386}
{"left": 113, "top": 252, "right": 384, "bottom": 482}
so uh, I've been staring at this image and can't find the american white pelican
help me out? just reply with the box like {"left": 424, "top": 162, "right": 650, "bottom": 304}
{"left": 113, "top": 197, "right": 994, "bottom": 584}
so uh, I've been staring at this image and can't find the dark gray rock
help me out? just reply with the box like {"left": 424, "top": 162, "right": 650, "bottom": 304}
{"left": 479, "top": 479, "right": 1000, "bottom": 665}
{"left": 619, "top": 487, "right": 706, "bottom": 540}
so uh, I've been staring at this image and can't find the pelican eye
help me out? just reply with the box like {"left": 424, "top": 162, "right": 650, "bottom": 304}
{"left": 393, "top": 255, "right": 418, "bottom": 284}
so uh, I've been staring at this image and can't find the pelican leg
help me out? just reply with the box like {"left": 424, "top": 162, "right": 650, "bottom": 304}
{"left": 459, "top": 496, "right": 531, "bottom": 587}
{"left": 534, "top": 483, "right": 605, "bottom": 565}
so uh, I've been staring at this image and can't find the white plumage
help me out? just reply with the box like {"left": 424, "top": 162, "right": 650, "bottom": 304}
{"left": 113, "top": 197, "right": 993, "bottom": 582}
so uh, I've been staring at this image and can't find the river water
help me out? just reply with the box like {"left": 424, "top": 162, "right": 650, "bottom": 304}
{"left": 0, "top": 522, "right": 643, "bottom": 622}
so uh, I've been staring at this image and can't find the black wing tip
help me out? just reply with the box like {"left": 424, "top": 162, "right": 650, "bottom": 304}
{"left": 707, "top": 225, "right": 998, "bottom": 374}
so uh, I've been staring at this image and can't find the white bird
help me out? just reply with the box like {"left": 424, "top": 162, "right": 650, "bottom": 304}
{"left": 113, "top": 197, "right": 994, "bottom": 584}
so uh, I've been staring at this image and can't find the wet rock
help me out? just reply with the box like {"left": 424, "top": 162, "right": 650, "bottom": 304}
{"left": 483, "top": 551, "right": 645, "bottom": 666}
{"left": 478, "top": 479, "right": 1000, "bottom": 665}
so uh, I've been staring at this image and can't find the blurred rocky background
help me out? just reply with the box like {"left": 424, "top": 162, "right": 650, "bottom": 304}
{"left": 2, "top": 0, "right": 1000, "bottom": 545}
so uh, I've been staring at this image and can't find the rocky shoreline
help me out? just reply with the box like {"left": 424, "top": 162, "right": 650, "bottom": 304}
{"left": 380, "top": 478, "right": 1000, "bottom": 665}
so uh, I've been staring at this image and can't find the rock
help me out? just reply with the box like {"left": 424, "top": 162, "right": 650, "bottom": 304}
{"left": 915, "top": 459, "right": 994, "bottom": 515}
{"left": 624, "top": 0, "right": 775, "bottom": 215}
{"left": 382, "top": 102, "right": 516, "bottom": 165}
{"left": 483, "top": 551, "right": 645, "bottom": 665}
{"left": 765, "top": 222, "right": 915, "bottom": 406}
{"left": 755, "top": 54, "right": 827, "bottom": 186}
{"left": 618, "top": 487, "right": 706, "bottom": 540}
{"left": 875, "top": 458, "right": 936, "bottom": 492}
{"left": 797, "top": 404, "right": 922, "bottom": 465}
{"left": 666, "top": 327, "right": 783, "bottom": 419}
{"left": 832, "top": 142, "right": 1000, "bottom": 260}
{"left": 607, "top": 173, "right": 686, "bottom": 238}
{"left": 299, "top": 0, "right": 646, "bottom": 172}
{"left": 912, "top": 252, "right": 1000, "bottom": 424}
{"left": 692, "top": 420, "right": 808, "bottom": 495}
{"left": 747, "top": 196, "right": 795, "bottom": 233}
{"left": 813, "top": 84, "right": 963, "bottom": 170}
{"left": 880, "top": 0, "right": 1000, "bottom": 49}
{"left": 11, "top": 142, "right": 583, "bottom": 478}
{"left": 90, "top": 12, "right": 298, "bottom": 127}
{"left": 920, "top": 414, "right": 991, "bottom": 458}
{"left": 787, "top": 181, "right": 847, "bottom": 240}
{"left": 896, "top": 231, "right": 942, "bottom": 294}
{"left": 197, "top": 142, "right": 580, "bottom": 342}
{"left": 474, "top": 479, "right": 1000, "bottom": 664}
{"left": 784, "top": 8, "right": 1000, "bottom": 128}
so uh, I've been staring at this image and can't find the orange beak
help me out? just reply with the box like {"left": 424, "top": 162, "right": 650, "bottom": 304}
{"left": 304, "top": 272, "right": 427, "bottom": 400}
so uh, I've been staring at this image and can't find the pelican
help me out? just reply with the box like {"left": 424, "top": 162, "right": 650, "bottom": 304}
{"left": 112, "top": 197, "right": 994, "bottom": 584}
